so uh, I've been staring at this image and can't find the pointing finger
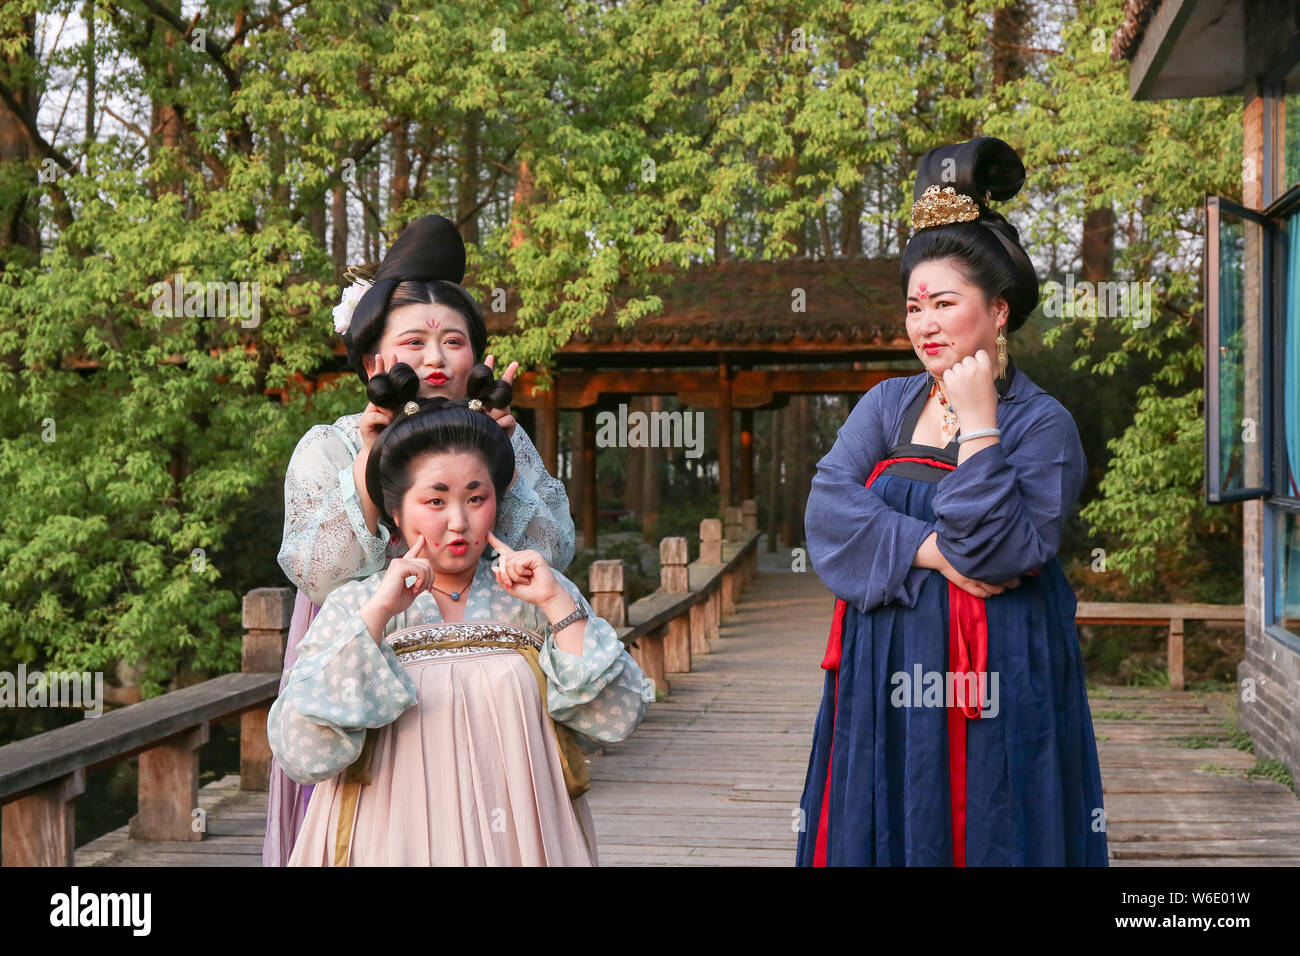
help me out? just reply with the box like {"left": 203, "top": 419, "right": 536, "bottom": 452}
{"left": 486, "top": 530, "right": 512, "bottom": 555}
{"left": 405, "top": 533, "right": 427, "bottom": 559}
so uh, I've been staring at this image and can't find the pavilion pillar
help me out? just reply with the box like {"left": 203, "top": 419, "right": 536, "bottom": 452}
{"left": 538, "top": 374, "right": 559, "bottom": 476}
{"left": 739, "top": 408, "right": 754, "bottom": 502}
{"left": 581, "top": 406, "right": 598, "bottom": 549}
{"left": 718, "top": 358, "right": 732, "bottom": 510}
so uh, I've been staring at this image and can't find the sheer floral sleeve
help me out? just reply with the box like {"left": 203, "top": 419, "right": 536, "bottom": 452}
{"left": 496, "top": 425, "right": 576, "bottom": 573}
{"left": 276, "top": 415, "right": 390, "bottom": 607}
{"left": 532, "top": 570, "right": 650, "bottom": 750}
{"left": 267, "top": 576, "right": 418, "bottom": 785}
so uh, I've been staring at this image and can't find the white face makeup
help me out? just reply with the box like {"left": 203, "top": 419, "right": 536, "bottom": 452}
{"left": 365, "top": 302, "right": 476, "bottom": 399}
{"left": 905, "top": 257, "right": 1007, "bottom": 377}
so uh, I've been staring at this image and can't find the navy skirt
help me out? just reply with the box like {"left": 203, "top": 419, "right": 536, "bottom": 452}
{"left": 796, "top": 466, "right": 1109, "bottom": 866}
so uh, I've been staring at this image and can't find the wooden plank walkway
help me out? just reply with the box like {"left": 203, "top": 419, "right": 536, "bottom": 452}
{"left": 75, "top": 545, "right": 1300, "bottom": 866}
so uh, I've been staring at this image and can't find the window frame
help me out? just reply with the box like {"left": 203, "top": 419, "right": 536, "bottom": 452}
{"left": 1204, "top": 194, "right": 1276, "bottom": 503}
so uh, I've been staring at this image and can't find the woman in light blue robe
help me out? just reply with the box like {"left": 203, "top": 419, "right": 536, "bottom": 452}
{"left": 265, "top": 215, "right": 575, "bottom": 865}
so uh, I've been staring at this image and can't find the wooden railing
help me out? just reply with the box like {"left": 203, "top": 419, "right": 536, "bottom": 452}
{"left": 1075, "top": 602, "right": 1246, "bottom": 691}
{"left": 590, "top": 501, "right": 761, "bottom": 697}
{"left": 0, "top": 589, "right": 294, "bottom": 866}
{"left": 0, "top": 499, "right": 763, "bottom": 865}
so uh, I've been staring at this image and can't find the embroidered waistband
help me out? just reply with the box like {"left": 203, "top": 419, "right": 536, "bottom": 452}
{"left": 385, "top": 621, "right": 545, "bottom": 662}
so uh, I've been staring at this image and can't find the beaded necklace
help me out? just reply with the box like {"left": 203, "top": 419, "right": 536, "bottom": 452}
{"left": 930, "top": 377, "right": 960, "bottom": 445}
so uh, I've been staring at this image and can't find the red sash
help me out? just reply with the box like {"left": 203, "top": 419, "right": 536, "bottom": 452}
{"left": 812, "top": 455, "right": 994, "bottom": 867}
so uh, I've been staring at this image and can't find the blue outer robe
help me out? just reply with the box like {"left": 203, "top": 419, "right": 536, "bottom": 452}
{"left": 797, "top": 357, "right": 1108, "bottom": 866}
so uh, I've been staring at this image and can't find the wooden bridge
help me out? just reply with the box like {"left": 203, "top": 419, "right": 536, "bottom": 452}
{"left": 3, "top": 504, "right": 1299, "bottom": 866}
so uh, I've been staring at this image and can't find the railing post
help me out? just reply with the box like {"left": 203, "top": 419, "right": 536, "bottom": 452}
{"left": 589, "top": 559, "right": 627, "bottom": 627}
{"left": 1168, "top": 618, "right": 1185, "bottom": 691}
{"left": 1, "top": 769, "right": 84, "bottom": 866}
{"left": 661, "top": 537, "right": 692, "bottom": 673}
{"left": 129, "top": 723, "right": 209, "bottom": 842}
{"left": 241, "top": 587, "right": 294, "bottom": 791}
{"left": 700, "top": 518, "right": 723, "bottom": 563}
{"left": 723, "top": 506, "right": 743, "bottom": 543}
{"left": 700, "top": 520, "right": 723, "bottom": 640}
{"left": 742, "top": 499, "right": 759, "bottom": 585}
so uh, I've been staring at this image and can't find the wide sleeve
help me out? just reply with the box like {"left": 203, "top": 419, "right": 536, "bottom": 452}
{"left": 495, "top": 425, "right": 576, "bottom": 573}
{"left": 930, "top": 399, "right": 1086, "bottom": 583}
{"left": 276, "top": 423, "right": 391, "bottom": 607}
{"left": 804, "top": 384, "right": 938, "bottom": 613}
{"left": 266, "top": 579, "right": 418, "bottom": 785}
{"left": 533, "top": 570, "right": 649, "bottom": 749}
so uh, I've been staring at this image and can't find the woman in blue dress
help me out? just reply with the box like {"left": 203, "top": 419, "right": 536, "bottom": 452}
{"left": 797, "top": 136, "right": 1108, "bottom": 866}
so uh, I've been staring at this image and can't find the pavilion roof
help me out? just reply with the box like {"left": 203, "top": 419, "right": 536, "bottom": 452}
{"left": 484, "top": 256, "right": 911, "bottom": 357}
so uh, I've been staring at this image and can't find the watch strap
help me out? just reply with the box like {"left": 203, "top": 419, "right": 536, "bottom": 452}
{"left": 548, "top": 604, "right": 588, "bottom": 633}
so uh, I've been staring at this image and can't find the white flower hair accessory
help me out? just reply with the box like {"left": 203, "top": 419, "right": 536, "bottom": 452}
{"left": 333, "top": 266, "right": 374, "bottom": 335}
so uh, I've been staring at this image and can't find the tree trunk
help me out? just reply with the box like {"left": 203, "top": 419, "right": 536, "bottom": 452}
{"left": 1081, "top": 206, "right": 1115, "bottom": 283}
{"left": 459, "top": 111, "right": 481, "bottom": 244}
{"left": 0, "top": 10, "right": 39, "bottom": 264}
{"left": 991, "top": 2, "right": 1031, "bottom": 89}
{"left": 511, "top": 159, "right": 534, "bottom": 249}
{"left": 331, "top": 152, "right": 349, "bottom": 276}
{"left": 391, "top": 119, "right": 410, "bottom": 214}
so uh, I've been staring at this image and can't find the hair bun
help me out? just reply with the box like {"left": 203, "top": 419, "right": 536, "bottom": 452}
{"left": 912, "top": 136, "right": 1025, "bottom": 207}
{"left": 365, "top": 361, "right": 421, "bottom": 412}
{"left": 374, "top": 215, "right": 466, "bottom": 284}
{"left": 465, "top": 363, "right": 513, "bottom": 410}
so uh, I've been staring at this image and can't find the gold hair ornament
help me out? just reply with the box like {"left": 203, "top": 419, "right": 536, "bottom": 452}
{"left": 910, "top": 185, "right": 987, "bottom": 231}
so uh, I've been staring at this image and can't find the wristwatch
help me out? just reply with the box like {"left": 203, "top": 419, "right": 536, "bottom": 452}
{"left": 548, "top": 603, "right": 588, "bottom": 632}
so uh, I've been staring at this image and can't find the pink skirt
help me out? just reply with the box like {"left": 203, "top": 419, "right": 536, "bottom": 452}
{"left": 288, "top": 647, "right": 598, "bottom": 866}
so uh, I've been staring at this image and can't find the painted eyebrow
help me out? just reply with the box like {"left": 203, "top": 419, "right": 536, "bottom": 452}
{"left": 426, "top": 480, "right": 482, "bottom": 492}
{"left": 907, "top": 290, "right": 963, "bottom": 301}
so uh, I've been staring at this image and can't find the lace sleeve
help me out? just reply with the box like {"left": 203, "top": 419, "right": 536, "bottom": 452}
{"left": 276, "top": 421, "right": 391, "bottom": 607}
{"left": 496, "top": 425, "right": 576, "bottom": 573}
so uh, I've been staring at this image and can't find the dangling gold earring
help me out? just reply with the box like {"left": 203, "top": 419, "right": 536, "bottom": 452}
{"left": 995, "top": 329, "right": 1008, "bottom": 380}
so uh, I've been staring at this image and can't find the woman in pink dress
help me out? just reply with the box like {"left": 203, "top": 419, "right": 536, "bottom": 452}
{"left": 266, "top": 215, "right": 575, "bottom": 864}
{"left": 268, "top": 363, "right": 646, "bottom": 865}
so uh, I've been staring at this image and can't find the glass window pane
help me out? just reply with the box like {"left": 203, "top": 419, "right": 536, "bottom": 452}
{"left": 1274, "top": 511, "right": 1300, "bottom": 632}
{"left": 1285, "top": 211, "right": 1300, "bottom": 498}
{"left": 1210, "top": 208, "right": 1266, "bottom": 495}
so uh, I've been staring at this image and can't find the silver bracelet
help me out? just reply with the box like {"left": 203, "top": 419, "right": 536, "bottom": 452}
{"left": 548, "top": 604, "right": 588, "bottom": 632}
{"left": 957, "top": 427, "right": 1000, "bottom": 444}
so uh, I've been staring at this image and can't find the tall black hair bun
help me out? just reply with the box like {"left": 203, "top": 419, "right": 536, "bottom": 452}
{"left": 366, "top": 361, "right": 421, "bottom": 412}
{"left": 374, "top": 214, "right": 466, "bottom": 284}
{"left": 912, "top": 136, "right": 1026, "bottom": 206}
{"left": 465, "top": 363, "right": 513, "bottom": 410}
{"left": 344, "top": 215, "right": 468, "bottom": 382}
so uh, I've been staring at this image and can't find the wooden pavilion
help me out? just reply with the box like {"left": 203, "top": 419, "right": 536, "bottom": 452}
{"left": 486, "top": 256, "right": 918, "bottom": 547}
{"left": 292, "top": 256, "right": 920, "bottom": 547}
